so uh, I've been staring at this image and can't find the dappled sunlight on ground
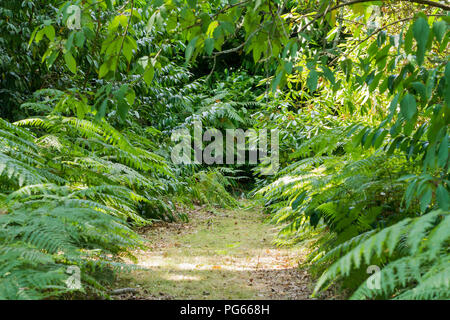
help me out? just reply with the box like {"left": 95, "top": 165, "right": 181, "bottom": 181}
{"left": 163, "top": 274, "right": 202, "bottom": 281}
{"left": 115, "top": 204, "right": 339, "bottom": 300}
{"left": 138, "top": 248, "right": 304, "bottom": 271}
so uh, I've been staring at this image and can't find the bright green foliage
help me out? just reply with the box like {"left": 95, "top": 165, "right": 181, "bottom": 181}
{"left": 249, "top": 1, "right": 449, "bottom": 300}
{"left": 0, "top": 204, "right": 141, "bottom": 299}
{"left": 315, "top": 210, "right": 449, "bottom": 300}
{"left": 0, "top": 118, "right": 145, "bottom": 298}
{"left": 0, "top": 1, "right": 59, "bottom": 120}
{"left": 188, "top": 168, "right": 240, "bottom": 209}
{"left": 1, "top": 0, "right": 449, "bottom": 300}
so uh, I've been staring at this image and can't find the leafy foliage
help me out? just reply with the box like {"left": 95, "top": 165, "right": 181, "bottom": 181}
{"left": 315, "top": 210, "right": 449, "bottom": 300}
{"left": 0, "top": 118, "right": 146, "bottom": 298}
{"left": 1, "top": 0, "right": 449, "bottom": 300}
{"left": 250, "top": 1, "right": 449, "bottom": 300}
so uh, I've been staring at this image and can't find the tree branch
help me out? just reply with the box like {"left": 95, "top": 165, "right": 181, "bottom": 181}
{"left": 207, "top": 26, "right": 263, "bottom": 57}
{"left": 115, "top": 0, "right": 134, "bottom": 77}
{"left": 299, "top": 0, "right": 450, "bottom": 34}
{"left": 329, "top": 13, "right": 445, "bottom": 65}
{"left": 184, "top": 0, "right": 250, "bottom": 31}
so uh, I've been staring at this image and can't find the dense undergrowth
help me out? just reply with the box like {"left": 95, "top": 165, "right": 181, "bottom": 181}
{"left": 0, "top": 0, "right": 449, "bottom": 300}
{"left": 251, "top": 6, "right": 450, "bottom": 299}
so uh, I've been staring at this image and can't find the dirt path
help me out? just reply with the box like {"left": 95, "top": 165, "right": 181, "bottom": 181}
{"left": 114, "top": 203, "right": 337, "bottom": 300}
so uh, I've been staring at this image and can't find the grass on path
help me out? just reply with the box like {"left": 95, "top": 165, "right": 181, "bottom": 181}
{"left": 114, "top": 203, "right": 338, "bottom": 300}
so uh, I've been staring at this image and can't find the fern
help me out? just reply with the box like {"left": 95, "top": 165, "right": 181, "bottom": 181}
{"left": 186, "top": 169, "right": 240, "bottom": 209}
{"left": 254, "top": 121, "right": 448, "bottom": 299}
{"left": 314, "top": 210, "right": 449, "bottom": 300}
{"left": 0, "top": 203, "right": 143, "bottom": 299}
{"left": 0, "top": 117, "right": 171, "bottom": 298}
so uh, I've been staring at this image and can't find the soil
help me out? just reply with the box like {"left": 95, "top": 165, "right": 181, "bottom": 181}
{"left": 113, "top": 203, "right": 342, "bottom": 300}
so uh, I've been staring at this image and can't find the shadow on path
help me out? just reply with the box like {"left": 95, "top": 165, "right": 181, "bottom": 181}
{"left": 115, "top": 204, "right": 339, "bottom": 300}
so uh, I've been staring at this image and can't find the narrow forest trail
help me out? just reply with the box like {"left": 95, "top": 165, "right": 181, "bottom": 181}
{"left": 114, "top": 202, "right": 338, "bottom": 300}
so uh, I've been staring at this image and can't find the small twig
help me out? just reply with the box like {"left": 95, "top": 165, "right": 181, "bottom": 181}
{"left": 205, "top": 55, "right": 217, "bottom": 82}
{"left": 329, "top": 13, "right": 445, "bottom": 65}
{"left": 298, "top": 0, "right": 450, "bottom": 35}
{"left": 110, "top": 288, "right": 139, "bottom": 295}
{"left": 115, "top": 0, "right": 134, "bottom": 77}
{"left": 336, "top": 17, "right": 366, "bottom": 26}
{"left": 129, "top": 47, "right": 164, "bottom": 86}
{"left": 184, "top": 0, "right": 251, "bottom": 31}
{"left": 205, "top": 26, "right": 263, "bottom": 57}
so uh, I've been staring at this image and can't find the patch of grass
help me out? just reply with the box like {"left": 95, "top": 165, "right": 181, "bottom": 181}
{"left": 115, "top": 205, "right": 315, "bottom": 300}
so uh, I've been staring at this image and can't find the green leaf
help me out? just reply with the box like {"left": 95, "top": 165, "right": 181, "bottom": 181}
{"left": 368, "top": 41, "right": 378, "bottom": 58}
{"left": 436, "top": 184, "right": 449, "bottom": 210}
{"left": 105, "top": 0, "right": 113, "bottom": 10}
{"left": 126, "top": 89, "right": 136, "bottom": 106}
{"left": 187, "top": 0, "right": 197, "bottom": 9}
{"left": 405, "top": 179, "right": 418, "bottom": 209}
{"left": 413, "top": 17, "right": 429, "bottom": 66}
{"left": 143, "top": 66, "right": 155, "bottom": 85}
{"left": 369, "top": 72, "right": 383, "bottom": 92}
{"left": 28, "top": 27, "right": 39, "bottom": 47}
{"left": 351, "top": 3, "right": 366, "bottom": 15}
{"left": 185, "top": 36, "right": 199, "bottom": 64}
{"left": 64, "top": 52, "right": 77, "bottom": 74}
{"left": 353, "top": 127, "right": 368, "bottom": 147}
{"left": 284, "top": 61, "right": 293, "bottom": 74}
{"left": 82, "top": 26, "right": 95, "bottom": 40}
{"left": 292, "top": 191, "right": 307, "bottom": 210}
{"left": 424, "top": 143, "right": 436, "bottom": 171}
{"left": 410, "top": 82, "right": 426, "bottom": 101}
{"left": 322, "top": 66, "right": 335, "bottom": 85}
{"left": 291, "top": 42, "right": 298, "bottom": 59}
{"left": 117, "top": 100, "right": 130, "bottom": 123}
{"left": 166, "top": 14, "right": 177, "bottom": 31}
{"left": 114, "top": 85, "right": 130, "bottom": 123}
{"left": 99, "top": 63, "right": 109, "bottom": 78}
{"left": 252, "top": 41, "right": 263, "bottom": 63}
{"left": 254, "top": 0, "right": 262, "bottom": 11}
{"left": 66, "top": 31, "right": 75, "bottom": 51}
{"left": 363, "top": 129, "right": 376, "bottom": 149}
{"left": 206, "top": 21, "right": 219, "bottom": 37}
{"left": 205, "top": 38, "right": 215, "bottom": 56}
{"left": 404, "top": 25, "right": 413, "bottom": 54}
{"left": 365, "top": 71, "right": 375, "bottom": 85}
{"left": 307, "top": 69, "right": 318, "bottom": 93}
{"left": 220, "top": 21, "right": 235, "bottom": 35}
{"left": 46, "top": 51, "right": 59, "bottom": 68}
{"left": 340, "top": 59, "right": 352, "bottom": 81}
{"left": 96, "top": 99, "right": 108, "bottom": 121}
{"left": 74, "top": 31, "right": 85, "bottom": 47}
{"left": 381, "top": 92, "right": 400, "bottom": 126}
{"left": 35, "top": 29, "right": 45, "bottom": 43}
{"left": 437, "top": 135, "right": 448, "bottom": 168}
{"left": 426, "top": 69, "right": 437, "bottom": 101}
{"left": 43, "top": 25, "right": 55, "bottom": 42}
{"left": 373, "top": 129, "right": 388, "bottom": 149}
{"left": 420, "top": 186, "right": 432, "bottom": 212}
{"left": 433, "top": 20, "right": 447, "bottom": 43}
{"left": 377, "top": 31, "right": 386, "bottom": 47}
{"left": 445, "top": 63, "right": 450, "bottom": 108}
{"left": 400, "top": 93, "right": 417, "bottom": 120}
{"left": 271, "top": 70, "right": 284, "bottom": 92}
{"left": 146, "top": 12, "right": 157, "bottom": 32}
{"left": 439, "top": 32, "right": 449, "bottom": 53}
{"left": 123, "top": 41, "right": 133, "bottom": 63}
